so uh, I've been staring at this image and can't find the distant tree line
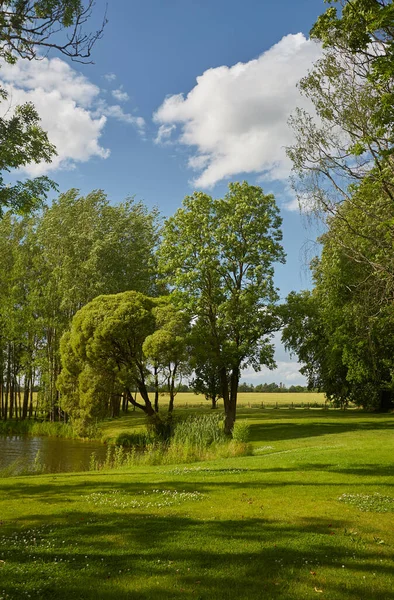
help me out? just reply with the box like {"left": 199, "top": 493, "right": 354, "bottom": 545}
{"left": 237, "top": 382, "right": 313, "bottom": 393}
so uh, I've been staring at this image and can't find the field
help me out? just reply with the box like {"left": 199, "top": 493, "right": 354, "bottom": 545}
{"left": 171, "top": 391, "right": 326, "bottom": 407}
{"left": 0, "top": 409, "right": 393, "bottom": 599}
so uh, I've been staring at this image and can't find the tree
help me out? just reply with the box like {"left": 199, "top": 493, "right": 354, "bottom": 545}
{"left": 58, "top": 292, "right": 159, "bottom": 428}
{"left": 311, "top": 0, "right": 394, "bottom": 136}
{"left": 0, "top": 1, "right": 106, "bottom": 63}
{"left": 36, "top": 189, "right": 159, "bottom": 419}
{"left": 0, "top": 1, "right": 106, "bottom": 216}
{"left": 0, "top": 91, "right": 57, "bottom": 216}
{"left": 281, "top": 172, "right": 394, "bottom": 410}
{"left": 189, "top": 322, "right": 223, "bottom": 409}
{"left": 159, "top": 181, "right": 285, "bottom": 434}
{"left": 143, "top": 300, "right": 190, "bottom": 413}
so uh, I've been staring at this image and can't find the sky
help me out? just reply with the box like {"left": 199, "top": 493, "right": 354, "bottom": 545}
{"left": 1, "top": 0, "right": 329, "bottom": 386}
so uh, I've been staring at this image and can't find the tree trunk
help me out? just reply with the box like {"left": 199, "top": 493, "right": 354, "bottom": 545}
{"left": 378, "top": 389, "right": 394, "bottom": 412}
{"left": 168, "top": 365, "right": 177, "bottom": 414}
{"left": 126, "top": 384, "right": 155, "bottom": 417}
{"left": 154, "top": 365, "right": 159, "bottom": 413}
{"left": 223, "top": 366, "right": 239, "bottom": 435}
{"left": 22, "top": 377, "right": 30, "bottom": 420}
{"left": 211, "top": 396, "right": 217, "bottom": 409}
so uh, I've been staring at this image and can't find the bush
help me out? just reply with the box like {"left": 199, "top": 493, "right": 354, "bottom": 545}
{"left": 232, "top": 420, "right": 250, "bottom": 443}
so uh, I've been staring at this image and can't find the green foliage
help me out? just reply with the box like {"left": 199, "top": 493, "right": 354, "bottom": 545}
{"left": 0, "top": 1, "right": 106, "bottom": 218}
{"left": 231, "top": 420, "right": 250, "bottom": 443}
{"left": 114, "top": 431, "right": 153, "bottom": 449}
{"left": 58, "top": 290, "right": 159, "bottom": 420}
{"left": 159, "top": 181, "right": 285, "bottom": 432}
{"left": 0, "top": 95, "right": 57, "bottom": 216}
{"left": 282, "top": 170, "right": 394, "bottom": 410}
{"left": 172, "top": 414, "right": 226, "bottom": 449}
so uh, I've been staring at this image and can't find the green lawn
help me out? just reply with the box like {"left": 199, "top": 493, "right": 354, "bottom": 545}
{"left": 0, "top": 410, "right": 393, "bottom": 599}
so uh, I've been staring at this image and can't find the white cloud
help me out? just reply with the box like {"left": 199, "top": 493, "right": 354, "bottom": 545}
{"left": 0, "top": 57, "right": 144, "bottom": 175}
{"left": 154, "top": 33, "right": 321, "bottom": 188}
{"left": 104, "top": 72, "right": 116, "bottom": 82}
{"left": 112, "top": 87, "right": 129, "bottom": 102}
{"left": 241, "top": 361, "right": 306, "bottom": 386}
{"left": 241, "top": 330, "right": 307, "bottom": 386}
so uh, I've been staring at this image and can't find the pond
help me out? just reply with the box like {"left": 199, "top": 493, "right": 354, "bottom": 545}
{"left": 0, "top": 435, "right": 108, "bottom": 474}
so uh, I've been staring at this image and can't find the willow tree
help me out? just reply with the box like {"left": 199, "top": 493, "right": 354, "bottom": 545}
{"left": 58, "top": 292, "right": 159, "bottom": 428}
{"left": 159, "top": 181, "right": 285, "bottom": 434}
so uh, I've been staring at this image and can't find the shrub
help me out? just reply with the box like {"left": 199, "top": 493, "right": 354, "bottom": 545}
{"left": 232, "top": 420, "right": 250, "bottom": 443}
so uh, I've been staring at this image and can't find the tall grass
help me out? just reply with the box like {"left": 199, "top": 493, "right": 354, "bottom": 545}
{"left": 92, "top": 414, "right": 252, "bottom": 470}
{"left": 0, "top": 450, "right": 46, "bottom": 477}
{"left": 0, "top": 419, "right": 94, "bottom": 439}
{"left": 172, "top": 414, "right": 226, "bottom": 448}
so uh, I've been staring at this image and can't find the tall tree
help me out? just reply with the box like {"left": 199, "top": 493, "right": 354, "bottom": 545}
{"left": 159, "top": 181, "right": 285, "bottom": 434}
{"left": 282, "top": 171, "right": 394, "bottom": 410}
{"left": 36, "top": 189, "right": 159, "bottom": 419}
{"left": 0, "top": 1, "right": 106, "bottom": 216}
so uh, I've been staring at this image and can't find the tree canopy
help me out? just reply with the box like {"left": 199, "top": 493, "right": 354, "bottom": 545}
{"left": 159, "top": 181, "right": 285, "bottom": 433}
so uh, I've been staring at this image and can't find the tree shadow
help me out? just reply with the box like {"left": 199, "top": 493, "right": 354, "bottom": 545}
{"left": 1, "top": 510, "right": 393, "bottom": 599}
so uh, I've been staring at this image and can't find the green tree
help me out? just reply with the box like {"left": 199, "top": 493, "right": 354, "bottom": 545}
{"left": 0, "top": 1, "right": 106, "bottom": 217}
{"left": 159, "top": 181, "right": 285, "bottom": 434}
{"left": 37, "top": 189, "right": 159, "bottom": 419}
{"left": 143, "top": 300, "right": 190, "bottom": 413}
{"left": 0, "top": 92, "right": 57, "bottom": 216}
{"left": 58, "top": 292, "right": 158, "bottom": 428}
{"left": 282, "top": 172, "right": 394, "bottom": 410}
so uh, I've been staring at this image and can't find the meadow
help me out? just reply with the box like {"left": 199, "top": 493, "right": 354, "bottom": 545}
{"left": 155, "top": 391, "right": 326, "bottom": 408}
{"left": 0, "top": 408, "right": 393, "bottom": 599}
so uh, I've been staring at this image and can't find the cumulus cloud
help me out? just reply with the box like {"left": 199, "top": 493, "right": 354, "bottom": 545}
{"left": 112, "top": 87, "right": 129, "bottom": 102}
{"left": 241, "top": 361, "right": 306, "bottom": 386}
{"left": 241, "top": 330, "right": 307, "bottom": 386}
{"left": 154, "top": 33, "right": 321, "bottom": 188}
{"left": 0, "top": 57, "right": 144, "bottom": 175}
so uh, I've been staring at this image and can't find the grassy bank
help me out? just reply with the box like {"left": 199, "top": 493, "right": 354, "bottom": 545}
{"left": 0, "top": 419, "right": 77, "bottom": 438}
{"left": 0, "top": 410, "right": 393, "bottom": 599}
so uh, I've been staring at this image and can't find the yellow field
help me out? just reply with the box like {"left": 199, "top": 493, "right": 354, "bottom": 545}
{"left": 148, "top": 391, "right": 326, "bottom": 408}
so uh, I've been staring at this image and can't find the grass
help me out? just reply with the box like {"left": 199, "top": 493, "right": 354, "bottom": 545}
{"left": 0, "top": 419, "right": 77, "bottom": 438}
{"left": 0, "top": 409, "right": 393, "bottom": 599}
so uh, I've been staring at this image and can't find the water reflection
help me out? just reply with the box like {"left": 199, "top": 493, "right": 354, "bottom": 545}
{"left": 0, "top": 435, "right": 108, "bottom": 473}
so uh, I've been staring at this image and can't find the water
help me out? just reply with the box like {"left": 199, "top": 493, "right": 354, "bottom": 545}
{"left": 0, "top": 435, "right": 108, "bottom": 474}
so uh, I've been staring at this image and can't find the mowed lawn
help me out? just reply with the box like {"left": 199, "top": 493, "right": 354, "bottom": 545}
{"left": 0, "top": 410, "right": 393, "bottom": 599}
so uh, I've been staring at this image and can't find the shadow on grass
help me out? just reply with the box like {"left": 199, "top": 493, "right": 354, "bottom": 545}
{"left": 247, "top": 413, "right": 394, "bottom": 444}
{"left": 1, "top": 509, "right": 393, "bottom": 600}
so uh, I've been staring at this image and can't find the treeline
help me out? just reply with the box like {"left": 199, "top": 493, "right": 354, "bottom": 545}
{"left": 0, "top": 189, "right": 159, "bottom": 422}
{"left": 238, "top": 383, "right": 312, "bottom": 393}
{"left": 0, "top": 182, "right": 285, "bottom": 434}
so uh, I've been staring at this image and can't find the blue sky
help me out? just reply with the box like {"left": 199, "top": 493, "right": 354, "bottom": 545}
{"left": 2, "top": 0, "right": 328, "bottom": 385}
